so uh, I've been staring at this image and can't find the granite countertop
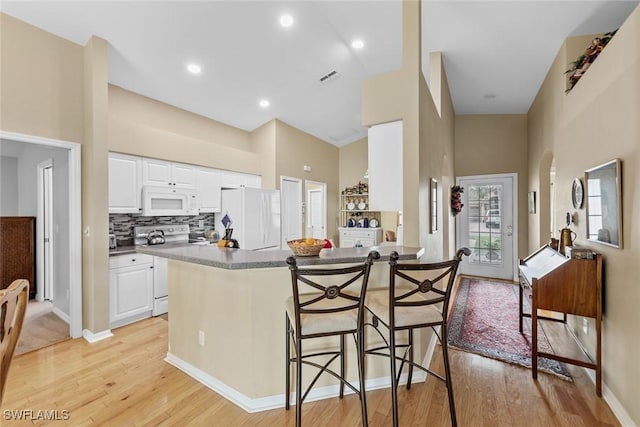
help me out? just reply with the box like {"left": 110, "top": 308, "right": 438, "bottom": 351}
{"left": 135, "top": 244, "right": 424, "bottom": 270}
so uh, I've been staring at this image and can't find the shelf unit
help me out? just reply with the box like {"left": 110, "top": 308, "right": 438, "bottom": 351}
{"left": 340, "top": 192, "right": 380, "bottom": 228}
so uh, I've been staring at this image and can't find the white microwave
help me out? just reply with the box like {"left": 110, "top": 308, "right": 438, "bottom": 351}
{"left": 141, "top": 186, "right": 199, "bottom": 216}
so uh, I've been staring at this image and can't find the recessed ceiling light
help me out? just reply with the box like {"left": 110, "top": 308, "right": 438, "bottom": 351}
{"left": 187, "top": 63, "right": 201, "bottom": 74}
{"left": 279, "top": 14, "right": 294, "bottom": 28}
{"left": 259, "top": 99, "right": 270, "bottom": 108}
{"left": 351, "top": 39, "right": 364, "bottom": 49}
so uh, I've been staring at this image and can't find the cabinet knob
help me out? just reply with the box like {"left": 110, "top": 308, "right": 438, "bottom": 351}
{"left": 131, "top": 258, "right": 136, "bottom": 262}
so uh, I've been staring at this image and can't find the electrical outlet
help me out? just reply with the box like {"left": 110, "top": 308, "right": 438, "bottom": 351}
{"left": 198, "top": 330, "right": 205, "bottom": 346}
{"left": 198, "top": 220, "right": 204, "bottom": 228}
{"left": 582, "top": 318, "right": 589, "bottom": 334}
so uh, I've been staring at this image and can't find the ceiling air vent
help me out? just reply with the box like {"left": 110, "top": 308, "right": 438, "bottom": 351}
{"left": 319, "top": 69, "right": 340, "bottom": 84}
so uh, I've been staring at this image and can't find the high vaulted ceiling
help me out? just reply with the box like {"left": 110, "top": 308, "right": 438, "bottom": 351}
{"left": 2, "top": 1, "right": 638, "bottom": 146}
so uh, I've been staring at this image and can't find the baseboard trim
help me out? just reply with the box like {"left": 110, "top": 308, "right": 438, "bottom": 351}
{"left": 165, "top": 352, "right": 426, "bottom": 413}
{"left": 82, "top": 329, "right": 113, "bottom": 343}
{"left": 53, "top": 307, "right": 71, "bottom": 325}
{"left": 583, "top": 368, "right": 636, "bottom": 427}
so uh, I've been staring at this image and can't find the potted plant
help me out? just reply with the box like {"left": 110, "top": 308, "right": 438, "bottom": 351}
{"left": 565, "top": 30, "right": 617, "bottom": 93}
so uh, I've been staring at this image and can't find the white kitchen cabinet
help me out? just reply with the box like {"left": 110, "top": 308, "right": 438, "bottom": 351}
{"left": 338, "top": 227, "right": 383, "bottom": 248}
{"left": 109, "top": 254, "right": 154, "bottom": 328}
{"left": 142, "top": 158, "right": 197, "bottom": 188}
{"left": 368, "top": 120, "right": 403, "bottom": 211}
{"left": 221, "top": 171, "right": 261, "bottom": 189}
{"left": 108, "top": 152, "right": 142, "bottom": 214}
{"left": 196, "top": 167, "right": 222, "bottom": 212}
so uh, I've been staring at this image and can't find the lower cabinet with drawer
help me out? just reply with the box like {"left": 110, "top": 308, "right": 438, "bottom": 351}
{"left": 338, "top": 227, "right": 383, "bottom": 248}
{"left": 109, "top": 253, "right": 154, "bottom": 328}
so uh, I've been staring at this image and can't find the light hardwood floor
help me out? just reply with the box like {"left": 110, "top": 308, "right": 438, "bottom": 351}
{"left": 2, "top": 315, "right": 619, "bottom": 426}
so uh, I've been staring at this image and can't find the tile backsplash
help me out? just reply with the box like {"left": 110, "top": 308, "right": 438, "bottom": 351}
{"left": 109, "top": 213, "right": 215, "bottom": 246}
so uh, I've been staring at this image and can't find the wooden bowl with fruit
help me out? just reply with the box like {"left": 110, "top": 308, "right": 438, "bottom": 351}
{"left": 287, "top": 238, "right": 326, "bottom": 257}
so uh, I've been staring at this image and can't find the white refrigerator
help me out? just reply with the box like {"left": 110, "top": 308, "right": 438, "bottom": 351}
{"left": 217, "top": 188, "right": 281, "bottom": 250}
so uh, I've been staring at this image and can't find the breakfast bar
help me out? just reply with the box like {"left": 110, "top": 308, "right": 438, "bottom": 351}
{"left": 136, "top": 244, "right": 425, "bottom": 412}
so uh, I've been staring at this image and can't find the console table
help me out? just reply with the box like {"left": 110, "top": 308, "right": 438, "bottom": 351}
{"left": 518, "top": 245, "right": 602, "bottom": 396}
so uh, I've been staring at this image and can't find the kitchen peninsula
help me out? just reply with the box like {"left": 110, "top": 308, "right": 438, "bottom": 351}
{"left": 136, "top": 244, "right": 425, "bottom": 412}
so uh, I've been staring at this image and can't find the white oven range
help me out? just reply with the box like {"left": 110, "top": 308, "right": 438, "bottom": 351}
{"left": 133, "top": 224, "right": 189, "bottom": 316}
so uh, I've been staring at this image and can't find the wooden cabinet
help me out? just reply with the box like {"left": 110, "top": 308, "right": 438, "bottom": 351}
{"left": 0, "top": 217, "right": 36, "bottom": 298}
{"left": 338, "top": 227, "right": 382, "bottom": 248}
{"left": 108, "top": 152, "right": 142, "bottom": 214}
{"left": 196, "top": 167, "right": 222, "bottom": 213}
{"left": 109, "top": 253, "right": 154, "bottom": 328}
{"left": 518, "top": 245, "right": 602, "bottom": 396}
{"left": 142, "top": 158, "right": 197, "bottom": 188}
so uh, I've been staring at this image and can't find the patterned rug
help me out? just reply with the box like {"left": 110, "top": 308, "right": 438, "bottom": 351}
{"left": 448, "top": 276, "right": 571, "bottom": 380}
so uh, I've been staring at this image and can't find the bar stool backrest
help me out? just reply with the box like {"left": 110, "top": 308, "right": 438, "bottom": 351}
{"left": 287, "top": 251, "right": 379, "bottom": 338}
{"left": 388, "top": 248, "right": 471, "bottom": 327}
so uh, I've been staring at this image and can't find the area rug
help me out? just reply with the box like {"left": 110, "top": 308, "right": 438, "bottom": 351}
{"left": 447, "top": 276, "right": 571, "bottom": 380}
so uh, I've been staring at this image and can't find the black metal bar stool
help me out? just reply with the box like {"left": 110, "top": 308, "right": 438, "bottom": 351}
{"left": 285, "top": 250, "right": 379, "bottom": 427}
{"left": 364, "top": 248, "right": 470, "bottom": 427}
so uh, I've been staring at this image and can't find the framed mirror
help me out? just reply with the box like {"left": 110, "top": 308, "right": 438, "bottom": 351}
{"left": 585, "top": 158, "right": 622, "bottom": 248}
{"left": 430, "top": 178, "right": 438, "bottom": 233}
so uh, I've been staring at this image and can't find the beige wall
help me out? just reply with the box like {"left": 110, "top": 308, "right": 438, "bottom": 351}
{"left": 82, "top": 36, "right": 110, "bottom": 332}
{"left": 108, "top": 86, "right": 261, "bottom": 175}
{"left": 361, "top": 1, "right": 456, "bottom": 261}
{"left": 338, "top": 137, "right": 368, "bottom": 191}
{"left": 419, "top": 52, "right": 456, "bottom": 260}
{"left": 528, "top": 6, "right": 640, "bottom": 424}
{"left": 274, "top": 120, "right": 340, "bottom": 242}
{"left": 361, "top": 2, "right": 421, "bottom": 250}
{"left": 250, "top": 120, "right": 277, "bottom": 190}
{"left": 0, "top": 13, "right": 84, "bottom": 143}
{"left": 454, "top": 115, "right": 529, "bottom": 258}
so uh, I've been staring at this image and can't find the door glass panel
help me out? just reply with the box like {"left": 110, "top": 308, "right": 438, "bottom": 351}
{"left": 466, "top": 184, "right": 503, "bottom": 266}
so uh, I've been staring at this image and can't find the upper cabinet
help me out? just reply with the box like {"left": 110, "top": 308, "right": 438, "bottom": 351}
{"left": 108, "top": 153, "right": 260, "bottom": 215}
{"left": 109, "top": 153, "right": 142, "bottom": 214}
{"left": 221, "top": 171, "right": 261, "bottom": 189}
{"left": 368, "top": 120, "right": 403, "bottom": 212}
{"left": 196, "top": 167, "right": 222, "bottom": 213}
{"left": 142, "top": 158, "right": 196, "bottom": 188}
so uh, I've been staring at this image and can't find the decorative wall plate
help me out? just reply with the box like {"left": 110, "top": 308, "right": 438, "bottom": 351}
{"left": 572, "top": 178, "right": 584, "bottom": 209}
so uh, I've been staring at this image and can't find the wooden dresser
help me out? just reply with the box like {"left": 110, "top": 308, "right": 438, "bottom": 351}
{"left": 518, "top": 244, "right": 602, "bottom": 396}
{"left": 0, "top": 217, "right": 36, "bottom": 299}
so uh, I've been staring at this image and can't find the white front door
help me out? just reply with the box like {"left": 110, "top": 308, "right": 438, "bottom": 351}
{"left": 456, "top": 174, "right": 517, "bottom": 281}
{"left": 280, "top": 176, "right": 303, "bottom": 248}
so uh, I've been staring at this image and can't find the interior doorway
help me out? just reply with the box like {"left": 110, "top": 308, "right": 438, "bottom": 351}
{"left": 0, "top": 131, "right": 82, "bottom": 339}
{"left": 280, "top": 176, "right": 303, "bottom": 248}
{"left": 305, "top": 180, "right": 326, "bottom": 239}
